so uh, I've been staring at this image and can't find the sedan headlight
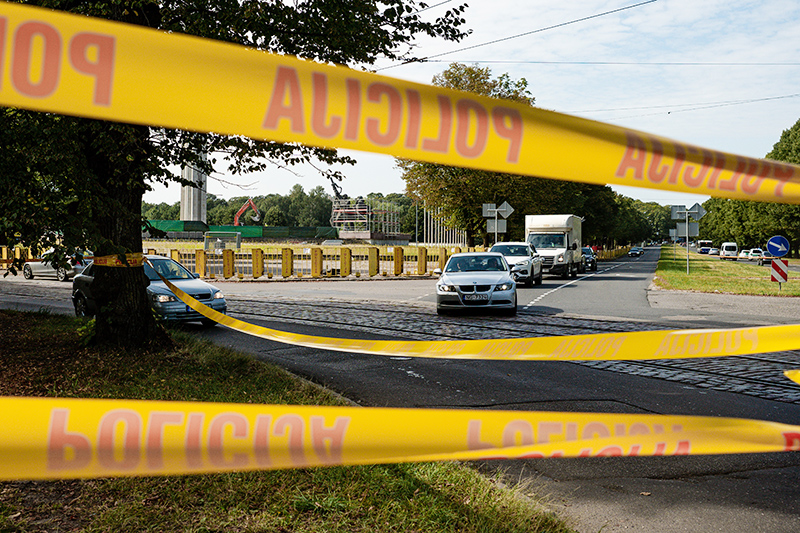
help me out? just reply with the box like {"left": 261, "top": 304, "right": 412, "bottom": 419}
{"left": 437, "top": 284, "right": 456, "bottom": 293}
{"left": 556, "top": 254, "right": 565, "bottom": 263}
{"left": 495, "top": 282, "right": 514, "bottom": 291}
{"left": 213, "top": 291, "right": 225, "bottom": 299}
{"left": 152, "top": 293, "right": 176, "bottom": 303}
{"left": 517, "top": 259, "right": 531, "bottom": 267}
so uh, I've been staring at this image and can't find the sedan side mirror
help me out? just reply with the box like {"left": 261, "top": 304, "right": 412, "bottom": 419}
{"left": 571, "top": 243, "right": 578, "bottom": 250}
{"left": 433, "top": 268, "right": 442, "bottom": 276}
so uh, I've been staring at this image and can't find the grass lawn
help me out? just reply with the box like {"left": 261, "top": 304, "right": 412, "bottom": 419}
{"left": 653, "top": 245, "right": 800, "bottom": 296}
{"left": 0, "top": 311, "right": 574, "bottom": 533}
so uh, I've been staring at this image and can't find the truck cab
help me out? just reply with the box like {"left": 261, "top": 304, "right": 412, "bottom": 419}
{"left": 524, "top": 214, "right": 582, "bottom": 279}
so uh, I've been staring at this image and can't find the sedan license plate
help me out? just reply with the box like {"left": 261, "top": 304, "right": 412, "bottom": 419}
{"left": 463, "top": 293, "right": 489, "bottom": 301}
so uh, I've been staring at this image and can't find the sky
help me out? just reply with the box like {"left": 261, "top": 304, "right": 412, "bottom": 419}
{"left": 143, "top": 0, "right": 800, "bottom": 209}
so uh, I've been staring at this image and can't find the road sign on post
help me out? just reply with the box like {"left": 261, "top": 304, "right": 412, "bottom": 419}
{"left": 767, "top": 235, "right": 790, "bottom": 258}
{"left": 671, "top": 204, "right": 706, "bottom": 274}
{"left": 483, "top": 201, "right": 514, "bottom": 243}
{"left": 771, "top": 258, "right": 789, "bottom": 290}
{"left": 487, "top": 219, "right": 507, "bottom": 234}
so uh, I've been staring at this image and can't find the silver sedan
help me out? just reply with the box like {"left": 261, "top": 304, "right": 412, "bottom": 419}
{"left": 22, "top": 250, "right": 90, "bottom": 282}
{"left": 434, "top": 252, "right": 517, "bottom": 316}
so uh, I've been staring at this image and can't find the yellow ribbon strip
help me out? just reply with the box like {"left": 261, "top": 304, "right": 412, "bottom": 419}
{"left": 1, "top": 2, "right": 800, "bottom": 203}
{"left": 785, "top": 370, "right": 800, "bottom": 386}
{"left": 162, "top": 276, "right": 800, "bottom": 362}
{"left": 2, "top": 396, "right": 798, "bottom": 480}
{"left": 92, "top": 253, "right": 144, "bottom": 267}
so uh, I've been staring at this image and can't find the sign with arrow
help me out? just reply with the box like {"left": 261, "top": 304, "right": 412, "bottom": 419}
{"left": 767, "top": 235, "right": 790, "bottom": 258}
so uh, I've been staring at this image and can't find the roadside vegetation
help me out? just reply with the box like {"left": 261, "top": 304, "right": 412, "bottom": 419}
{"left": 0, "top": 310, "right": 573, "bottom": 533}
{"left": 653, "top": 245, "right": 800, "bottom": 296}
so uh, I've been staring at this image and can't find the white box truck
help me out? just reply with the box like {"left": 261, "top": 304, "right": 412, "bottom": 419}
{"left": 524, "top": 214, "right": 583, "bottom": 279}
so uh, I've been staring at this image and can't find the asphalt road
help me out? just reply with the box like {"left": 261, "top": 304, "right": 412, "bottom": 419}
{"left": 2, "top": 246, "right": 800, "bottom": 532}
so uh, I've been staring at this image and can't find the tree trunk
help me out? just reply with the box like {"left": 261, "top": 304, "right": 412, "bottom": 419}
{"left": 84, "top": 121, "right": 168, "bottom": 348}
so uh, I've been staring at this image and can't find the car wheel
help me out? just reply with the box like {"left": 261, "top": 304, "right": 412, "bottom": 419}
{"left": 524, "top": 275, "right": 533, "bottom": 288}
{"left": 535, "top": 271, "right": 543, "bottom": 285}
{"left": 73, "top": 294, "right": 92, "bottom": 318}
{"left": 570, "top": 264, "right": 577, "bottom": 278}
{"left": 56, "top": 267, "right": 68, "bottom": 282}
{"left": 436, "top": 307, "right": 448, "bottom": 316}
{"left": 200, "top": 318, "right": 218, "bottom": 328}
{"left": 591, "top": 262, "right": 597, "bottom": 271}
{"left": 23, "top": 264, "right": 33, "bottom": 279}
{"left": 505, "top": 296, "right": 518, "bottom": 316}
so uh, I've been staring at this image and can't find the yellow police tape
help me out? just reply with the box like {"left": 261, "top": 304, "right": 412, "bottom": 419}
{"left": 1, "top": 2, "right": 800, "bottom": 204}
{"left": 92, "top": 253, "right": 144, "bottom": 267}
{"left": 1, "top": 396, "right": 799, "bottom": 480}
{"left": 162, "top": 276, "right": 800, "bottom": 363}
{"left": 2, "top": 3, "right": 800, "bottom": 479}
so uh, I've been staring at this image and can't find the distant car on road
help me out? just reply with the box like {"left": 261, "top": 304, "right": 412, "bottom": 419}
{"left": 628, "top": 247, "right": 644, "bottom": 257}
{"left": 488, "top": 242, "right": 543, "bottom": 287}
{"left": 758, "top": 251, "right": 775, "bottom": 266}
{"left": 748, "top": 248, "right": 764, "bottom": 261}
{"left": 434, "top": 252, "right": 517, "bottom": 316}
{"left": 22, "top": 249, "right": 91, "bottom": 282}
{"left": 581, "top": 247, "right": 598, "bottom": 271}
{"left": 738, "top": 249, "right": 750, "bottom": 259}
{"left": 71, "top": 255, "right": 227, "bottom": 326}
{"left": 709, "top": 247, "right": 720, "bottom": 255}
{"left": 698, "top": 247, "right": 711, "bottom": 254}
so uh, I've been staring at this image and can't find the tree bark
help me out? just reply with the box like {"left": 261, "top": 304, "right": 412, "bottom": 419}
{"left": 83, "top": 121, "right": 168, "bottom": 348}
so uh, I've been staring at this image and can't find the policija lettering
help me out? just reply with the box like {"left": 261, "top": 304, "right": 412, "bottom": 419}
{"left": 0, "top": 19, "right": 114, "bottom": 106}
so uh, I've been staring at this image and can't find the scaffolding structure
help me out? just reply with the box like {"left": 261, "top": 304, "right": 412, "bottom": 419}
{"left": 331, "top": 197, "right": 402, "bottom": 235}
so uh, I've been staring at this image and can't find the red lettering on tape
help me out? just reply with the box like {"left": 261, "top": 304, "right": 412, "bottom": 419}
{"left": 422, "top": 95, "right": 452, "bottom": 152}
{"left": 263, "top": 66, "right": 305, "bottom": 133}
{"left": 69, "top": 32, "right": 115, "bottom": 106}
{"left": 366, "top": 82, "right": 402, "bottom": 146}
{"left": 455, "top": 98, "right": 489, "bottom": 158}
{"left": 12, "top": 21, "right": 61, "bottom": 98}
{"left": 311, "top": 72, "right": 341, "bottom": 138}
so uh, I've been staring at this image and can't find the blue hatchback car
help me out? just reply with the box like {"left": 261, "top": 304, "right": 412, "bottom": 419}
{"left": 71, "top": 255, "right": 227, "bottom": 327}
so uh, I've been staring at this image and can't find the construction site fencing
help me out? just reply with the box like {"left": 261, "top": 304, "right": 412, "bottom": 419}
{"left": 1, "top": 244, "right": 503, "bottom": 281}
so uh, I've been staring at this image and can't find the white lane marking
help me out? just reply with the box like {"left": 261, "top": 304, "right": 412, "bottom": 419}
{"left": 523, "top": 262, "right": 625, "bottom": 309}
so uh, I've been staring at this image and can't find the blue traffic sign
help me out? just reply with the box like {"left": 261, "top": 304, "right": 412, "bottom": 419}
{"left": 767, "top": 235, "right": 790, "bottom": 258}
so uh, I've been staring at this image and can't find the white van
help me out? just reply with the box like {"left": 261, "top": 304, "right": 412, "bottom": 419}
{"left": 720, "top": 242, "right": 738, "bottom": 260}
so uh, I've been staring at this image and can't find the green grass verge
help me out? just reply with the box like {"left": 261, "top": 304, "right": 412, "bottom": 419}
{"left": 653, "top": 245, "right": 800, "bottom": 296}
{"left": 0, "top": 311, "right": 573, "bottom": 533}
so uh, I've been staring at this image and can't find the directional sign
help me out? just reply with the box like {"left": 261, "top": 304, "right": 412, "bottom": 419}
{"left": 487, "top": 219, "right": 507, "bottom": 234}
{"left": 482, "top": 203, "right": 496, "bottom": 218}
{"left": 767, "top": 235, "right": 790, "bottom": 258}
{"left": 689, "top": 202, "right": 706, "bottom": 220}
{"left": 671, "top": 204, "right": 706, "bottom": 221}
{"left": 676, "top": 221, "right": 699, "bottom": 237}
{"left": 496, "top": 201, "right": 515, "bottom": 219}
{"left": 771, "top": 258, "right": 789, "bottom": 283}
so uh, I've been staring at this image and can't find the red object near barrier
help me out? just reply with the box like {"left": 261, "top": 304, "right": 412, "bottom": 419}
{"left": 771, "top": 258, "right": 788, "bottom": 283}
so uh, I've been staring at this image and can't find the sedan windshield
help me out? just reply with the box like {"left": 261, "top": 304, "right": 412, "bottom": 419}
{"left": 144, "top": 259, "right": 194, "bottom": 281}
{"left": 491, "top": 245, "right": 529, "bottom": 256}
{"left": 446, "top": 256, "right": 507, "bottom": 272}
